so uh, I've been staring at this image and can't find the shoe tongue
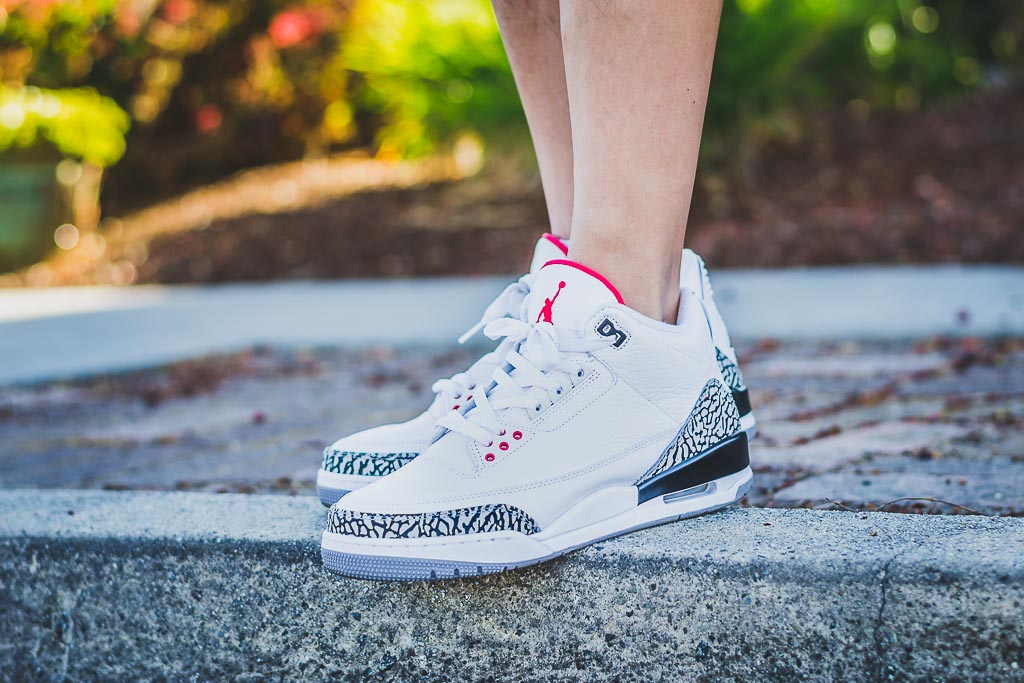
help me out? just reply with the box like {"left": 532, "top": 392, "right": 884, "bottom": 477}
{"left": 526, "top": 259, "right": 623, "bottom": 330}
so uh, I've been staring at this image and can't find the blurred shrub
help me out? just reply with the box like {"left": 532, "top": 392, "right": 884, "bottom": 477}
{"left": 339, "top": 0, "right": 519, "bottom": 158}
{"left": 706, "top": 0, "right": 1023, "bottom": 172}
{"left": 0, "top": 84, "right": 130, "bottom": 166}
{"left": 0, "top": 0, "right": 1021, "bottom": 208}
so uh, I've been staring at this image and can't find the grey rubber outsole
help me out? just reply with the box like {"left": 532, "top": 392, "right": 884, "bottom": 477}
{"left": 317, "top": 485, "right": 349, "bottom": 508}
{"left": 321, "top": 477, "right": 753, "bottom": 582}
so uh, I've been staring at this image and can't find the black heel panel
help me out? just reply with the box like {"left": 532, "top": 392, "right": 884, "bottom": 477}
{"left": 732, "top": 389, "right": 752, "bottom": 417}
{"left": 636, "top": 432, "right": 749, "bottom": 504}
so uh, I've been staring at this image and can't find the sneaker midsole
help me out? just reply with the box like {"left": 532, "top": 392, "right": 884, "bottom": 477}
{"left": 321, "top": 466, "right": 752, "bottom": 566}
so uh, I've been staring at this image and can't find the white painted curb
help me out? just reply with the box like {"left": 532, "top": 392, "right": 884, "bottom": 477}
{"left": 0, "top": 266, "right": 1021, "bottom": 384}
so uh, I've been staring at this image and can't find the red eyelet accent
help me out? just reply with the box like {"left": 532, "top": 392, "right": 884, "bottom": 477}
{"left": 499, "top": 442, "right": 509, "bottom": 451}
{"left": 452, "top": 404, "right": 460, "bottom": 410}
{"left": 466, "top": 395, "right": 472, "bottom": 400}
{"left": 485, "top": 453, "right": 495, "bottom": 462}
{"left": 512, "top": 431, "right": 523, "bottom": 440}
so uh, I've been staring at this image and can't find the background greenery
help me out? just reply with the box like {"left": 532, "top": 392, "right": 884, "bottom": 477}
{"left": 0, "top": 0, "right": 1022, "bottom": 271}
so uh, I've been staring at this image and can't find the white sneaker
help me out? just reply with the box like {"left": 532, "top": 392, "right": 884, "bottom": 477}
{"left": 315, "top": 234, "right": 569, "bottom": 506}
{"left": 680, "top": 250, "right": 756, "bottom": 438}
{"left": 321, "top": 259, "right": 753, "bottom": 580}
{"left": 317, "top": 240, "right": 754, "bottom": 505}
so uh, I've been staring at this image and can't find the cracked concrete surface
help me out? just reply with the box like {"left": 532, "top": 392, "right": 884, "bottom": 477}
{"left": 2, "top": 338, "right": 1021, "bottom": 515}
{"left": 873, "top": 552, "right": 899, "bottom": 683}
{"left": 1, "top": 491, "right": 1020, "bottom": 682}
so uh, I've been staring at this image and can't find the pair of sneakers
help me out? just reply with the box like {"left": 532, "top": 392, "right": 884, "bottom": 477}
{"left": 317, "top": 234, "right": 754, "bottom": 580}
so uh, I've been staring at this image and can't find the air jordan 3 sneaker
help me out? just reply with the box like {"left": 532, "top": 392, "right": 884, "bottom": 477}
{"left": 321, "top": 259, "right": 753, "bottom": 580}
{"left": 317, "top": 241, "right": 754, "bottom": 506}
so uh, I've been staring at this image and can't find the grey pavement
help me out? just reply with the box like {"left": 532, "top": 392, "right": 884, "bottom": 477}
{"left": 1, "top": 489, "right": 1021, "bottom": 681}
{"left": 4, "top": 338, "right": 1021, "bottom": 515}
{"left": 2, "top": 265, "right": 1023, "bottom": 384}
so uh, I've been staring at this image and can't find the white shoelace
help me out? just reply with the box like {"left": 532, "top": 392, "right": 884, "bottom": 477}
{"left": 427, "top": 275, "right": 535, "bottom": 418}
{"left": 437, "top": 318, "right": 610, "bottom": 446}
{"left": 456, "top": 274, "right": 533, "bottom": 344}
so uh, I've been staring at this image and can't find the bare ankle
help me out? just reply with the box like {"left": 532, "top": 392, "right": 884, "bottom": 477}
{"left": 566, "top": 240, "right": 679, "bottom": 323}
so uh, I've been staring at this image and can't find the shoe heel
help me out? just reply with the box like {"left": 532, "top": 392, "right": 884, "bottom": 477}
{"left": 636, "top": 431, "right": 750, "bottom": 504}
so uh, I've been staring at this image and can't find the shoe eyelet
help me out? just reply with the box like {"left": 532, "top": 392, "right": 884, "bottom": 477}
{"left": 499, "top": 442, "right": 509, "bottom": 451}
{"left": 555, "top": 388, "right": 562, "bottom": 395}
{"left": 512, "top": 430, "right": 523, "bottom": 440}
{"left": 577, "top": 369, "right": 584, "bottom": 378}
{"left": 466, "top": 395, "right": 473, "bottom": 401}
{"left": 452, "top": 404, "right": 460, "bottom": 410}
{"left": 486, "top": 441, "right": 493, "bottom": 447}
{"left": 454, "top": 393, "right": 462, "bottom": 399}
{"left": 534, "top": 405, "right": 542, "bottom": 412}
{"left": 485, "top": 453, "right": 495, "bottom": 462}
{"left": 498, "top": 429, "right": 506, "bottom": 436}
{"left": 468, "top": 383, "right": 476, "bottom": 390}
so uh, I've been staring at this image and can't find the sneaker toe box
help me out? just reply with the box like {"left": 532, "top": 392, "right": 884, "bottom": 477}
{"left": 320, "top": 446, "right": 419, "bottom": 477}
{"left": 320, "top": 419, "right": 433, "bottom": 476}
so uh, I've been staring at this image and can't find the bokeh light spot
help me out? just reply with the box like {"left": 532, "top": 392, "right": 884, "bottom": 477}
{"left": 0, "top": 101, "right": 25, "bottom": 129}
{"left": 195, "top": 103, "right": 223, "bottom": 134}
{"left": 736, "top": 0, "right": 769, "bottom": 13}
{"left": 446, "top": 79, "right": 473, "bottom": 103}
{"left": 55, "top": 159, "right": 83, "bottom": 187}
{"left": 954, "top": 56, "right": 980, "bottom": 85}
{"left": 867, "top": 22, "right": 897, "bottom": 56}
{"left": 911, "top": 6, "right": 939, "bottom": 34}
{"left": 54, "top": 224, "right": 80, "bottom": 251}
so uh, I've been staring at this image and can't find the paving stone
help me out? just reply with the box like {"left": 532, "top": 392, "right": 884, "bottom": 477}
{"left": 753, "top": 397, "right": 949, "bottom": 446}
{"left": 739, "top": 388, "right": 852, "bottom": 423}
{"left": 750, "top": 421, "right": 972, "bottom": 472}
{"left": 746, "top": 352, "right": 947, "bottom": 379}
{"left": 1, "top": 340, "right": 1021, "bottom": 516}
{"left": 772, "top": 455, "right": 1024, "bottom": 513}
{"left": 0, "top": 346, "right": 480, "bottom": 493}
{"left": 897, "top": 358, "right": 1024, "bottom": 396}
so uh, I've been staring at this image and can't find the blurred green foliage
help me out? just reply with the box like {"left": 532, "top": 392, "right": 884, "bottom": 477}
{"left": 0, "top": 84, "right": 130, "bottom": 166}
{"left": 0, "top": 0, "right": 1020, "bottom": 201}
{"left": 339, "top": 0, "right": 519, "bottom": 158}
{"left": 706, "top": 0, "right": 1022, "bottom": 164}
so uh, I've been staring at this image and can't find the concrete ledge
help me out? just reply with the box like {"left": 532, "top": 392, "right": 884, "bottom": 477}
{"left": 1, "top": 490, "right": 1022, "bottom": 681}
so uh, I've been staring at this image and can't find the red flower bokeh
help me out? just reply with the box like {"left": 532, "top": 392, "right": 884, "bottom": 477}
{"left": 268, "top": 7, "right": 328, "bottom": 48}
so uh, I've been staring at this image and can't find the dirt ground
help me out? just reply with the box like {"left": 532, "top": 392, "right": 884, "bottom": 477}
{"left": 5, "top": 87, "right": 1022, "bottom": 287}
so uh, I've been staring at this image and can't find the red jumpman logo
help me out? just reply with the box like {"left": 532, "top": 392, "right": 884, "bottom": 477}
{"left": 536, "top": 281, "right": 566, "bottom": 323}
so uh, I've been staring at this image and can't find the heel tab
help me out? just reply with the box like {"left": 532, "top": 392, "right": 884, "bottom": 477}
{"left": 677, "top": 285, "right": 715, "bottom": 345}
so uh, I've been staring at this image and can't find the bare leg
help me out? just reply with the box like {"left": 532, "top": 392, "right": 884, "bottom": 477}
{"left": 561, "top": 0, "right": 722, "bottom": 321}
{"left": 492, "top": 0, "right": 574, "bottom": 237}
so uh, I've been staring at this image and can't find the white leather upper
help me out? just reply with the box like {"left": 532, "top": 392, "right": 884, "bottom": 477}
{"left": 326, "top": 410, "right": 437, "bottom": 455}
{"left": 336, "top": 261, "right": 724, "bottom": 529}
{"left": 323, "top": 234, "right": 569, "bottom": 459}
